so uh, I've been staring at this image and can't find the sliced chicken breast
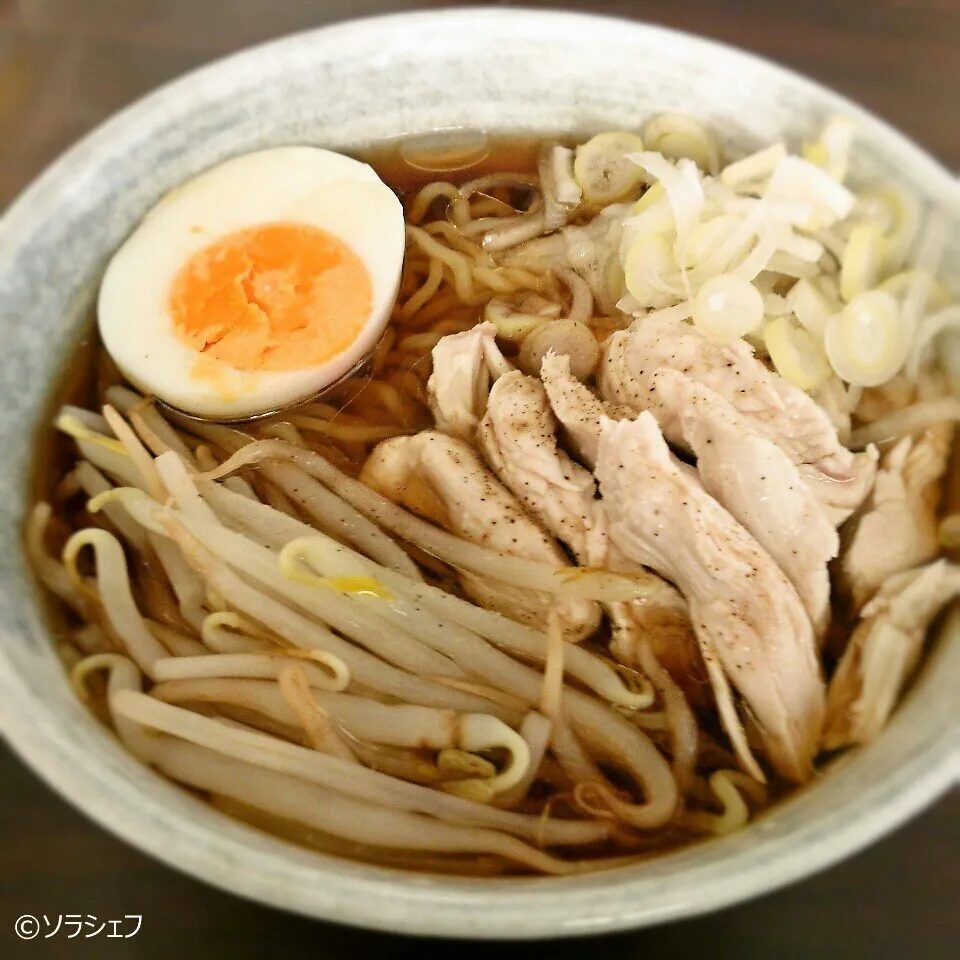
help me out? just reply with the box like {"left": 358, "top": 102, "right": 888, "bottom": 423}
{"left": 360, "top": 430, "right": 600, "bottom": 641}
{"left": 599, "top": 315, "right": 878, "bottom": 524}
{"left": 478, "top": 370, "right": 604, "bottom": 561}
{"left": 540, "top": 351, "right": 631, "bottom": 468}
{"left": 839, "top": 423, "right": 953, "bottom": 611}
{"left": 426, "top": 321, "right": 512, "bottom": 441}
{"left": 478, "top": 370, "right": 704, "bottom": 687}
{"left": 595, "top": 413, "right": 826, "bottom": 783}
{"left": 656, "top": 368, "right": 838, "bottom": 637}
{"left": 824, "top": 559, "right": 960, "bottom": 748}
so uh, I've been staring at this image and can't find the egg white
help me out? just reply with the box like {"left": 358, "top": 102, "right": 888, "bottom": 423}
{"left": 98, "top": 146, "right": 405, "bottom": 419}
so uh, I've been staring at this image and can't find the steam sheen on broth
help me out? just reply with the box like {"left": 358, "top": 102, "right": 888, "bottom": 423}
{"left": 27, "top": 118, "right": 960, "bottom": 876}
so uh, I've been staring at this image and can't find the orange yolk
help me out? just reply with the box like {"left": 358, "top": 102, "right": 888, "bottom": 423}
{"left": 170, "top": 222, "right": 372, "bottom": 372}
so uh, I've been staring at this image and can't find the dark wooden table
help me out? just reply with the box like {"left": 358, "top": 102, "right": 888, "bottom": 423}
{"left": 1, "top": 2, "right": 958, "bottom": 957}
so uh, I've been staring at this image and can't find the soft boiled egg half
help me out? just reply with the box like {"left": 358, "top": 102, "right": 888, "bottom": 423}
{"left": 98, "top": 147, "right": 405, "bottom": 420}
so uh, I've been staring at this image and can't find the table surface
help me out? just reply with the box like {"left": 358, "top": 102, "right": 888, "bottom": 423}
{"left": 0, "top": 1, "right": 958, "bottom": 957}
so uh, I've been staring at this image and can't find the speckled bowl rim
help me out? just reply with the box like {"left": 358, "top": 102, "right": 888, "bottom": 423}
{"left": 0, "top": 8, "right": 957, "bottom": 940}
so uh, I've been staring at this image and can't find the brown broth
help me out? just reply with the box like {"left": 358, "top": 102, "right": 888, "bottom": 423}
{"left": 355, "top": 132, "right": 547, "bottom": 196}
{"left": 29, "top": 324, "right": 100, "bottom": 505}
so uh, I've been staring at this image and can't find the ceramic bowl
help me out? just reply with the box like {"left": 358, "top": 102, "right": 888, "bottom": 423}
{"left": 0, "top": 8, "right": 957, "bottom": 939}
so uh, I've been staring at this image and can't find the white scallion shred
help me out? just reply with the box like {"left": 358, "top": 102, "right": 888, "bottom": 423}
{"left": 627, "top": 152, "right": 705, "bottom": 263}
{"left": 764, "top": 156, "right": 856, "bottom": 229}
{"left": 720, "top": 143, "right": 786, "bottom": 189}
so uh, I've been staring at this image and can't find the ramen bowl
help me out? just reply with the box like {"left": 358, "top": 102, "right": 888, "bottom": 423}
{"left": 0, "top": 8, "right": 957, "bottom": 939}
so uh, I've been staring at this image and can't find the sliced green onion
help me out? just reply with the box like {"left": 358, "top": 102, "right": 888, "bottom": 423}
{"left": 623, "top": 232, "right": 681, "bottom": 305}
{"left": 785, "top": 278, "right": 834, "bottom": 340}
{"left": 764, "top": 316, "right": 832, "bottom": 390}
{"left": 824, "top": 290, "right": 907, "bottom": 387}
{"left": 840, "top": 224, "right": 884, "bottom": 302}
{"left": 906, "top": 305, "right": 960, "bottom": 380}
{"left": 864, "top": 184, "right": 922, "bottom": 272}
{"left": 878, "top": 270, "right": 953, "bottom": 312}
{"left": 642, "top": 112, "right": 721, "bottom": 175}
{"left": 620, "top": 202, "right": 675, "bottom": 260}
{"left": 573, "top": 131, "right": 647, "bottom": 204}
{"left": 692, "top": 274, "right": 764, "bottom": 341}
{"left": 853, "top": 183, "right": 922, "bottom": 272}
{"left": 680, "top": 216, "right": 741, "bottom": 269}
